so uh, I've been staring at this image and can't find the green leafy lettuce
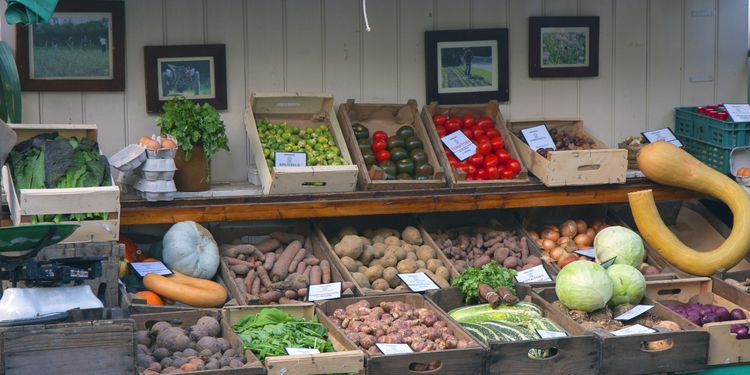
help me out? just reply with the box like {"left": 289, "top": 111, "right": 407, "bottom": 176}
{"left": 452, "top": 260, "right": 517, "bottom": 304}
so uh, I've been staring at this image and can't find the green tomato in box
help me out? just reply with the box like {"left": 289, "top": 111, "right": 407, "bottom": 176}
{"left": 415, "top": 163, "right": 434, "bottom": 177}
{"left": 378, "top": 160, "right": 397, "bottom": 177}
{"left": 396, "top": 126, "right": 415, "bottom": 139}
{"left": 263, "top": 148, "right": 271, "bottom": 158}
{"left": 266, "top": 159, "right": 274, "bottom": 169}
{"left": 317, "top": 136, "right": 328, "bottom": 144}
{"left": 405, "top": 136, "right": 424, "bottom": 152}
{"left": 291, "top": 127, "right": 300, "bottom": 134}
{"left": 410, "top": 149, "right": 428, "bottom": 165}
{"left": 387, "top": 136, "right": 405, "bottom": 150}
{"left": 390, "top": 147, "right": 408, "bottom": 162}
{"left": 352, "top": 123, "right": 370, "bottom": 140}
{"left": 330, "top": 146, "right": 340, "bottom": 156}
{"left": 362, "top": 152, "right": 376, "bottom": 166}
{"left": 396, "top": 159, "right": 415, "bottom": 175}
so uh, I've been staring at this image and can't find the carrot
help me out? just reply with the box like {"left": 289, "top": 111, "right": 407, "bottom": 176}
{"left": 310, "top": 265, "right": 322, "bottom": 285}
{"left": 260, "top": 290, "right": 283, "bottom": 304}
{"left": 287, "top": 248, "right": 307, "bottom": 273}
{"left": 271, "top": 240, "right": 302, "bottom": 281}
{"left": 295, "top": 261, "right": 306, "bottom": 275}
{"left": 256, "top": 265, "right": 273, "bottom": 288}
{"left": 244, "top": 269, "right": 256, "bottom": 292}
{"left": 263, "top": 253, "right": 276, "bottom": 271}
{"left": 255, "top": 238, "right": 282, "bottom": 253}
{"left": 320, "top": 260, "right": 331, "bottom": 284}
{"left": 251, "top": 276, "right": 261, "bottom": 296}
{"left": 270, "top": 232, "right": 305, "bottom": 244}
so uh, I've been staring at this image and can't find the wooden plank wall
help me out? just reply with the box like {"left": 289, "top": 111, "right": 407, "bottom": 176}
{"left": 0, "top": 0, "right": 746, "bottom": 183}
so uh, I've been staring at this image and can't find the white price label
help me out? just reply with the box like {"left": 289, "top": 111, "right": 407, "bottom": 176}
{"left": 398, "top": 272, "right": 440, "bottom": 292}
{"left": 575, "top": 249, "right": 596, "bottom": 258}
{"left": 521, "top": 124, "right": 557, "bottom": 151}
{"left": 614, "top": 305, "right": 654, "bottom": 321}
{"left": 641, "top": 128, "right": 683, "bottom": 148}
{"left": 723, "top": 104, "right": 750, "bottom": 122}
{"left": 307, "top": 282, "right": 341, "bottom": 302}
{"left": 441, "top": 130, "right": 477, "bottom": 161}
{"left": 515, "top": 264, "right": 553, "bottom": 283}
{"left": 376, "top": 343, "right": 413, "bottom": 355}
{"left": 536, "top": 329, "right": 568, "bottom": 339}
{"left": 274, "top": 152, "right": 307, "bottom": 167}
{"left": 130, "top": 261, "right": 172, "bottom": 277}
{"left": 285, "top": 347, "right": 320, "bottom": 355}
{"left": 611, "top": 324, "right": 656, "bottom": 336}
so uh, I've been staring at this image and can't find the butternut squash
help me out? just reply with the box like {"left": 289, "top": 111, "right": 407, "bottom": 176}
{"left": 143, "top": 271, "right": 227, "bottom": 307}
{"left": 627, "top": 141, "right": 750, "bottom": 276}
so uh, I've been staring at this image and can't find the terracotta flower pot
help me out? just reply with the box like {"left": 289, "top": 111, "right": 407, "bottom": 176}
{"left": 173, "top": 145, "right": 210, "bottom": 192}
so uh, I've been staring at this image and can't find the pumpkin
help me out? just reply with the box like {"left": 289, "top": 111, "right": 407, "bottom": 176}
{"left": 627, "top": 141, "right": 750, "bottom": 276}
{"left": 162, "top": 221, "right": 220, "bottom": 279}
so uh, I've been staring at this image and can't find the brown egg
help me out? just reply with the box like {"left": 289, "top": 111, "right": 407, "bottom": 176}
{"left": 161, "top": 139, "right": 177, "bottom": 149}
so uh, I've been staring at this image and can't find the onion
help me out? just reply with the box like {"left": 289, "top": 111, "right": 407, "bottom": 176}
{"left": 701, "top": 313, "right": 720, "bottom": 325}
{"left": 558, "top": 236, "right": 571, "bottom": 246}
{"left": 575, "top": 219, "right": 587, "bottom": 233}
{"left": 736, "top": 327, "right": 750, "bottom": 340}
{"left": 543, "top": 225, "right": 559, "bottom": 232}
{"left": 560, "top": 220, "right": 578, "bottom": 238}
{"left": 543, "top": 239, "right": 557, "bottom": 251}
{"left": 550, "top": 247, "right": 565, "bottom": 260}
{"left": 528, "top": 231, "right": 540, "bottom": 241}
{"left": 586, "top": 228, "right": 596, "bottom": 239}
{"left": 574, "top": 234, "right": 591, "bottom": 247}
{"left": 715, "top": 307, "right": 731, "bottom": 321}
{"left": 161, "top": 139, "right": 177, "bottom": 149}
{"left": 557, "top": 253, "right": 578, "bottom": 268}
{"left": 687, "top": 312, "right": 702, "bottom": 326}
{"left": 589, "top": 220, "right": 604, "bottom": 232}
{"left": 535, "top": 239, "right": 544, "bottom": 248}
{"left": 731, "top": 308, "right": 747, "bottom": 320}
{"left": 700, "top": 305, "right": 714, "bottom": 316}
{"left": 673, "top": 305, "right": 687, "bottom": 316}
{"left": 542, "top": 229, "right": 560, "bottom": 242}
{"left": 138, "top": 136, "right": 161, "bottom": 150}
{"left": 730, "top": 324, "right": 745, "bottom": 334}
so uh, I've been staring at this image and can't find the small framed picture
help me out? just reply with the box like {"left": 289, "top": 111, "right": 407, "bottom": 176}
{"left": 144, "top": 44, "right": 227, "bottom": 113}
{"left": 529, "top": 16, "right": 599, "bottom": 78}
{"left": 15, "top": 0, "right": 125, "bottom": 91}
{"left": 425, "top": 28, "right": 509, "bottom": 104}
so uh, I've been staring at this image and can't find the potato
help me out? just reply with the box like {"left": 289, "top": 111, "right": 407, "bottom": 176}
{"left": 340, "top": 256, "right": 358, "bottom": 272}
{"left": 335, "top": 235, "right": 364, "bottom": 259}
{"left": 384, "top": 236, "right": 401, "bottom": 247}
{"left": 406, "top": 252, "right": 417, "bottom": 262}
{"left": 352, "top": 272, "right": 371, "bottom": 288}
{"left": 426, "top": 259, "right": 442, "bottom": 273}
{"left": 372, "top": 278, "right": 389, "bottom": 291}
{"left": 360, "top": 246, "right": 376, "bottom": 265}
{"left": 395, "top": 284, "right": 409, "bottom": 291}
{"left": 393, "top": 247, "right": 407, "bottom": 261}
{"left": 365, "top": 265, "right": 384, "bottom": 282}
{"left": 415, "top": 260, "right": 426, "bottom": 269}
{"left": 380, "top": 255, "right": 398, "bottom": 268}
{"left": 417, "top": 245, "right": 435, "bottom": 262}
{"left": 382, "top": 267, "right": 400, "bottom": 288}
{"left": 434, "top": 266, "right": 451, "bottom": 281}
{"left": 402, "top": 226, "right": 422, "bottom": 245}
{"left": 338, "top": 226, "right": 358, "bottom": 238}
{"left": 372, "top": 243, "right": 387, "bottom": 257}
{"left": 374, "top": 228, "right": 400, "bottom": 238}
{"left": 355, "top": 260, "right": 364, "bottom": 268}
{"left": 397, "top": 259, "right": 417, "bottom": 274}
{"left": 369, "top": 259, "right": 382, "bottom": 267}
{"left": 372, "top": 235, "right": 385, "bottom": 244}
{"left": 359, "top": 236, "right": 372, "bottom": 246}
{"left": 402, "top": 244, "right": 415, "bottom": 252}
{"left": 357, "top": 266, "right": 368, "bottom": 273}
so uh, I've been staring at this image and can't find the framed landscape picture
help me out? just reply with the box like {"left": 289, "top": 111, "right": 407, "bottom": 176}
{"left": 15, "top": 0, "right": 125, "bottom": 91}
{"left": 144, "top": 44, "right": 227, "bottom": 113}
{"left": 529, "top": 16, "right": 599, "bottom": 78}
{"left": 425, "top": 28, "right": 509, "bottom": 104}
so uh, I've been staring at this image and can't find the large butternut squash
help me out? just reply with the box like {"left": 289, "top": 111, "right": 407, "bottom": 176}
{"left": 143, "top": 271, "right": 227, "bottom": 307}
{"left": 627, "top": 141, "right": 750, "bottom": 276}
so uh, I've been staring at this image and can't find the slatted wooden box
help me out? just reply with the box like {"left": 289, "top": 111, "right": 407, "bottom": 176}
{"left": 1, "top": 124, "right": 120, "bottom": 243}
{"left": 223, "top": 303, "right": 365, "bottom": 375}
{"left": 507, "top": 119, "right": 627, "bottom": 186}
{"left": 420, "top": 101, "right": 529, "bottom": 187}
{"left": 337, "top": 99, "right": 447, "bottom": 190}
{"left": 245, "top": 93, "right": 358, "bottom": 195}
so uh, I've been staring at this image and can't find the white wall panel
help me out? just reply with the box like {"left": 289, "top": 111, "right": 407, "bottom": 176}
{"left": 286, "top": 0, "right": 324, "bottom": 92}
{"left": 325, "top": 0, "right": 362, "bottom": 102}
{"left": 648, "top": 0, "right": 683, "bottom": 130}
{"left": 362, "top": 0, "right": 398, "bottom": 102}
{"left": 399, "top": 0, "right": 434, "bottom": 104}
{"left": 683, "top": 0, "right": 716, "bottom": 105}
{"left": 716, "top": 0, "right": 748, "bottom": 103}
{"left": 613, "top": 0, "right": 648, "bottom": 142}
{"left": 508, "top": 0, "right": 543, "bottom": 119}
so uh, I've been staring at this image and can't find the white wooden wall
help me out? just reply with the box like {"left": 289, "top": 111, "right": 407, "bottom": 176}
{"left": 1, "top": 0, "right": 747, "bottom": 183}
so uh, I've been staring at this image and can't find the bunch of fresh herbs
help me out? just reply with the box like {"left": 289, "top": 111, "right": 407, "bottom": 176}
{"left": 452, "top": 260, "right": 517, "bottom": 304}
{"left": 156, "top": 97, "right": 229, "bottom": 161}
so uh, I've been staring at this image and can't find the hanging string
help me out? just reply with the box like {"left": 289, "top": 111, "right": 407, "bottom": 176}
{"left": 362, "top": 0, "right": 371, "bottom": 32}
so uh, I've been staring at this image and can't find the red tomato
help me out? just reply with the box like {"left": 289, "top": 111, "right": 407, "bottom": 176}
{"left": 436, "top": 125, "right": 447, "bottom": 137}
{"left": 449, "top": 159, "right": 459, "bottom": 167}
{"left": 484, "top": 154, "right": 499, "bottom": 168}
{"left": 447, "top": 154, "right": 459, "bottom": 163}
{"left": 371, "top": 140, "right": 387, "bottom": 152}
{"left": 476, "top": 168, "right": 488, "bottom": 180}
{"left": 473, "top": 128, "right": 486, "bottom": 139}
{"left": 507, "top": 159, "right": 522, "bottom": 173}
{"left": 449, "top": 115, "right": 463, "bottom": 126}
{"left": 477, "top": 141, "right": 492, "bottom": 155}
{"left": 477, "top": 116, "right": 493, "bottom": 129}
{"left": 466, "top": 176, "right": 477, "bottom": 181}
{"left": 485, "top": 128, "right": 500, "bottom": 139}
{"left": 475, "top": 135, "right": 490, "bottom": 144}
{"left": 446, "top": 119, "right": 462, "bottom": 133}
{"left": 486, "top": 165, "right": 500, "bottom": 179}
{"left": 375, "top": 149, "right": 391, "bottom": 163}
{"left": 500, "top": 169, "right": 515, "bottom": 179}
{"left": 490, "top": 136, "right": 505, "bottom": 151}
{"left": 372, "top": 131, "right": 388, "bottom": 142}
{"left": 455, "top": 163, "right": 470, "bottom": 175}
{"left": 463, "top": 114, "right": 476, "bottom": 128}
{"left": 468, "top": 153, "right": 484, "bottom": 167}
{"left": 466, "top": 164, "right": 477, "bottom": 177}
{"left": 433, "top": 114, "right": 447, "bottom": 127}
{"left": 496, "top": 149, "right": 511, "bottom": 164}
{"left": 461, "top": 128, "right": 474, "bottom": 140}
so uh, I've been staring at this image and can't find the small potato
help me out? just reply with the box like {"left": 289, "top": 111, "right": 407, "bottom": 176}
{"left": 340, "top": 256, "right": 358, "bottom": 272}
{"left": 401, "top": 226, "right": 422, "bottom": 245}
{"left": 395, "top": 284, "right": 408, "bottom": 291}
{"left": 372, "top": 243, "right": 387, "bottom": 257}
{"left": 406, "top": 252, "right": 417, "bottom": 262}
{"left": 372, "top": 235, "right": 385, "bottom": 244}
{"left": 384, "top": 236, "right": 401, "bottom": 247}
{"left": 397, "top": 259, "right": 417, "bottom": 273}
{"left": 426, "top": 259, "right": 442, "bottom": 272}
{"left": 374, "top": 228, "right": 400, "bottom": 238}
{"left": 358, "top": 266, "right": 369, "bottom": 273}
{"left": 365, "top": 265, "right": 384, "bottom": 282}
{"left": 338, "top": 226, "right": 358, "bottom": 238}
{"left": 352, "top": 272, "right": 371, "bottom": 288}
{"left": 359, "top": 236, "right": 372, "bottom": 246}
{"left": 393, "top": 247, "right": 407, "bottom": 261}
{"left": 417, "top": 245, "right": 435, "bottom": 262}
{"left": 360, "top": 246, "right": 376, "bottom": 265}
{"left": 372, "top": 278, "right": 389, "bottom": 291}
{"left": 355, "top": 260, "right": 364, "bottom": 268}
{"left": 382, "top": 267, "right": 400, "bottom": 288}
{"left": 434, "top": 266, "right": 451, "bottom": 281}
{"left": 369, "top": 259, "right": 382, "bottom": 267}
{"left": 415, "top": 260, "right": 426, "bottom": 270}
{"left": 402, "top": 244, "right": 415, "bottom": 252}
{"left": 380, "top": 255, "right": 398, "bottom": 268}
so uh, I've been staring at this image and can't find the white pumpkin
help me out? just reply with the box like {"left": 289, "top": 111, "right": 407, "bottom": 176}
{"left": 162, "top": 221, "right": 220, "bottom": 279}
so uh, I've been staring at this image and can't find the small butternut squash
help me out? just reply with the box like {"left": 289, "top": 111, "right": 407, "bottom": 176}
{"left": 628, "top": 141, "right": 750, "bottom": 276}
{"left": 143, "top": 271, "right": 227, "bottom": 307}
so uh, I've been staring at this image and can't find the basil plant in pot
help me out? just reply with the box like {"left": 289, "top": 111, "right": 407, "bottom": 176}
{"left": 157, "top": 97, "right": 229, "bottom": 192}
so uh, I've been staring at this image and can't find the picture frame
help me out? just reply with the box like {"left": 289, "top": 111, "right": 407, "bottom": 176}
{"left": 424, "top": 28, "right": 509, "bottom": 104}
{"left": 529, "top": 16, "right": 599, "bottom": 78}
{"left": 15, "top": 0, "right": 125, "bottom": 91}
{"left": 144, "top": 44, "right": 227, "bottom": 113}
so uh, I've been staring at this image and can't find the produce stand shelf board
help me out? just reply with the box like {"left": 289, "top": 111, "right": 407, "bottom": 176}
{"left": 507, "top": 119, "right": 628, "bottom": 187}
{"left": 223, "top": 303, "right": 365, "bottom": 375}
{"left": 338, "top": 99, "right": 447, "bottom": 190}
{"left": 245, "top": 93, "right": 358, "bottom": 195}
{"left": 1, "top": 123, "right": 120, "bottom": 244}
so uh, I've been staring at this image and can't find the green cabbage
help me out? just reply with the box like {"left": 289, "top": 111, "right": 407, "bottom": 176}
{"left": 607, "top": 264, "right": 646, "bottom": 306}
{"left": 555, "top": 260, "right": 613, "bottom": 312}
{"left": 594, "top": 226, "right": 645, "bottom": 268}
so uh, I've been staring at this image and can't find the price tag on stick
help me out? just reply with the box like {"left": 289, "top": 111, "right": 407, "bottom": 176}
{"left": 307, "top": 282, "right": 341, "bottom": 302}
{"left": 274, "top": 152, "right": 307, "bottom": 167}
{"left": 515, "top": 264, "right": 553, "bottom": 283}
{"left": 641, "top": 128, "right": 683, "bottom": 148}
{"left": 398, "top": 272, "right": 440, "bottom": 292}
{"left": 286, "top": 348, "right": 320, "bottom": 355}
{"left": 575, "top": 249, "right": 596, "bottom": 258}
{"left": 536, "top": 329, "right": 568, "bottom": 339}
{"left": 130, "top": 261, "right": 172, "bottom": 277}
{"left": 520, "top": 124, "right": 557, "bottom": 151}
{"left": 376, "top": 343, "right": 413, "bottom": 355}
{"left": 614, "top": 305, "right": 654, "bottom": 321}
{"left": 441, "top": 130, "right": 477, "bottom": 161}
{"left": 611, "top": 324, "right": 656, "bottom": 336}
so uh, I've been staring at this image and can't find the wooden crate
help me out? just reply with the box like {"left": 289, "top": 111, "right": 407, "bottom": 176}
{"left": 646, "top": 277, "right": 750, "bottom": 366}
{"left": 208, "top": 220, "right": 353, "bottom": 305}
{"left": 223, "top": 303, "right": 365, "bottom": 375}
{"left": 425, "top": 287, "right": 600, "bottom": 375}
{"left": 314, "top": 215, "right": 457, "bottom": 296}
{"left": 420, "top": 101, "right": 530, "bottom": 187}
{"left": 507, "top": 119, "right": 628, "bottom": 187}
{"left": 534, "top": 287, "right": 709, "bottom": 374}
{"left": 1, "top": 124, "right": 120, "bottom": 243}
{"left": 245, "top": 93, "right": 359, "bottom": 195}
{"left": 316, "top": 293, "right": 485, "bottom": 375}
{"left": 0, "top": 319, "right": 135, "bottom": 374}
{"left": 418, "top": 209, "right": 558, "bottom": 286}
{"left": 519, "top": 204, "right": 675, "bottom": 281}
{"left": 131, "top": 309, "right": 265, "bottom": 375}
{"left": 337, "top": 99, "right": 447, "bottom": 190}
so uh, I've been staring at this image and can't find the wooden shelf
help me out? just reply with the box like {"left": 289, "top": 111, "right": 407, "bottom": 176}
{"left": 112, "top": 178, "right": 698, "bottom": 225}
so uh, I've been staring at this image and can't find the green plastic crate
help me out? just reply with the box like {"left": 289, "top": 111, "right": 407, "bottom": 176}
{"left": 679, "top": 137, "right": 732, "bottom": 174}
{"left": 675, "top": 107, "right": 750, "bottom": 148}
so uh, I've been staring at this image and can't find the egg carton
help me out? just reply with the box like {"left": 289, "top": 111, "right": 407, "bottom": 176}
{"left": 109, "top": 144, "right": 147, "bottom": 172}
{"left": 137, "top": 158, "right": 177, "bottom": 181}
{"left": 145, "top": 134, "right": 178, "bottom": 159}
{"left": 133, "top": 179, "right": 176, "bottom": 202}
{"left": 730, "top": 147, "right": 750, "bottom": 186}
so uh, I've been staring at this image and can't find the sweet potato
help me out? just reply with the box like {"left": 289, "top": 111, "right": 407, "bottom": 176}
{"left": 288, "top": 248, "right": 307, "bottom": 273}
{"left": 229, "top": 264, "right": 250, "bottom": 275}
{"left": 310, "top": 265, "right": 322, "bottom": 285}
{"left": 263, "top": 253, "right": 276, "bottom": 271}
{"left": 279, "top": 297, "right": 297, "bottom": 304}
{"left": 270, "top": 232, "right": 305, "bottom": 244}
{"left": 244, "top": 270, "right": 256, "bottom": 292}
{"left": 251, "top": 276, "right": 261, "bottom": 295}
{"left": 236, "top": 277, "right": 248, "bottom": 295}
{"left": 320, "top": 260, "right": 331, "bottom": 283}
{"left": 303, "top": 257, "right": 321, "bottom": 266}
{"left": 260, "top": 290, "right": 283, "bottom": 304}
{"left": 223, "top": 257, "right": 254, "bottom": 268}
{"left": 220, "top": 244, "right": 264, "bottom": 260}
{"left": 296, "top": 261, "right": 307, "bottom": 275}
{"left": 271, "top": 240, "right": 302, "bottom": 281}
{"left": 256, "top": 266, "right": 273, "bottom": 288}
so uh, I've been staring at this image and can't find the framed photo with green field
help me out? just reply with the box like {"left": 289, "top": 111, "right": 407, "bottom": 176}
{"left": 529, "top": 16, "right": 599, "bottom": 78}
{"left": 15, "top": 0, "right": 125, "bottom": 91}
{"left": 425, "top": 28, "right": 509, "bottom": 104}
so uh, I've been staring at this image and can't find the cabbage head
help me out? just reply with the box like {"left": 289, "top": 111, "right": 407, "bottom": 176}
{"left": 594, "top": 226, "right": 645, "bottom": 268}
{"left": 607, "top": 264, "right": 646, "bottom": 306}
{"left": 555, "top": 260, "right": 613, "bottom": 312}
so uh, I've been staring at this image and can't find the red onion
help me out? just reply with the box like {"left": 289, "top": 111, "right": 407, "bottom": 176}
{"left": 715, "top": 307, "right": 731, "bottom": 321}
{"left": 730, "top": 308, "right": 747, "bottom": 321}
{"left": 687, "top": 312, "right": 702, "bottom": 326}
{"left": 736, "top": 326, "right": 749, "bottom": 340}
{"left": 700, "top": 305, "right": 714, "bottom": 316}
{"left": 674, "top": 306, "right": 687, "bottom": 316}
{"left": 701, "top": 313, "right": 720, "bottom": 325}
{"left": 731, "top": 324, "right": 745, "bottom": 334}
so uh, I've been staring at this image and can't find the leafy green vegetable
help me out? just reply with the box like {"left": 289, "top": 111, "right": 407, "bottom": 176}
{"left": 232, "top": 308, "right": 334, "bottom": 361}
{"left": 156, "top": 97, "right": 229, "bottom": 162}
{"left": 452, "top": 261, "right": 517, "bottom": 304}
